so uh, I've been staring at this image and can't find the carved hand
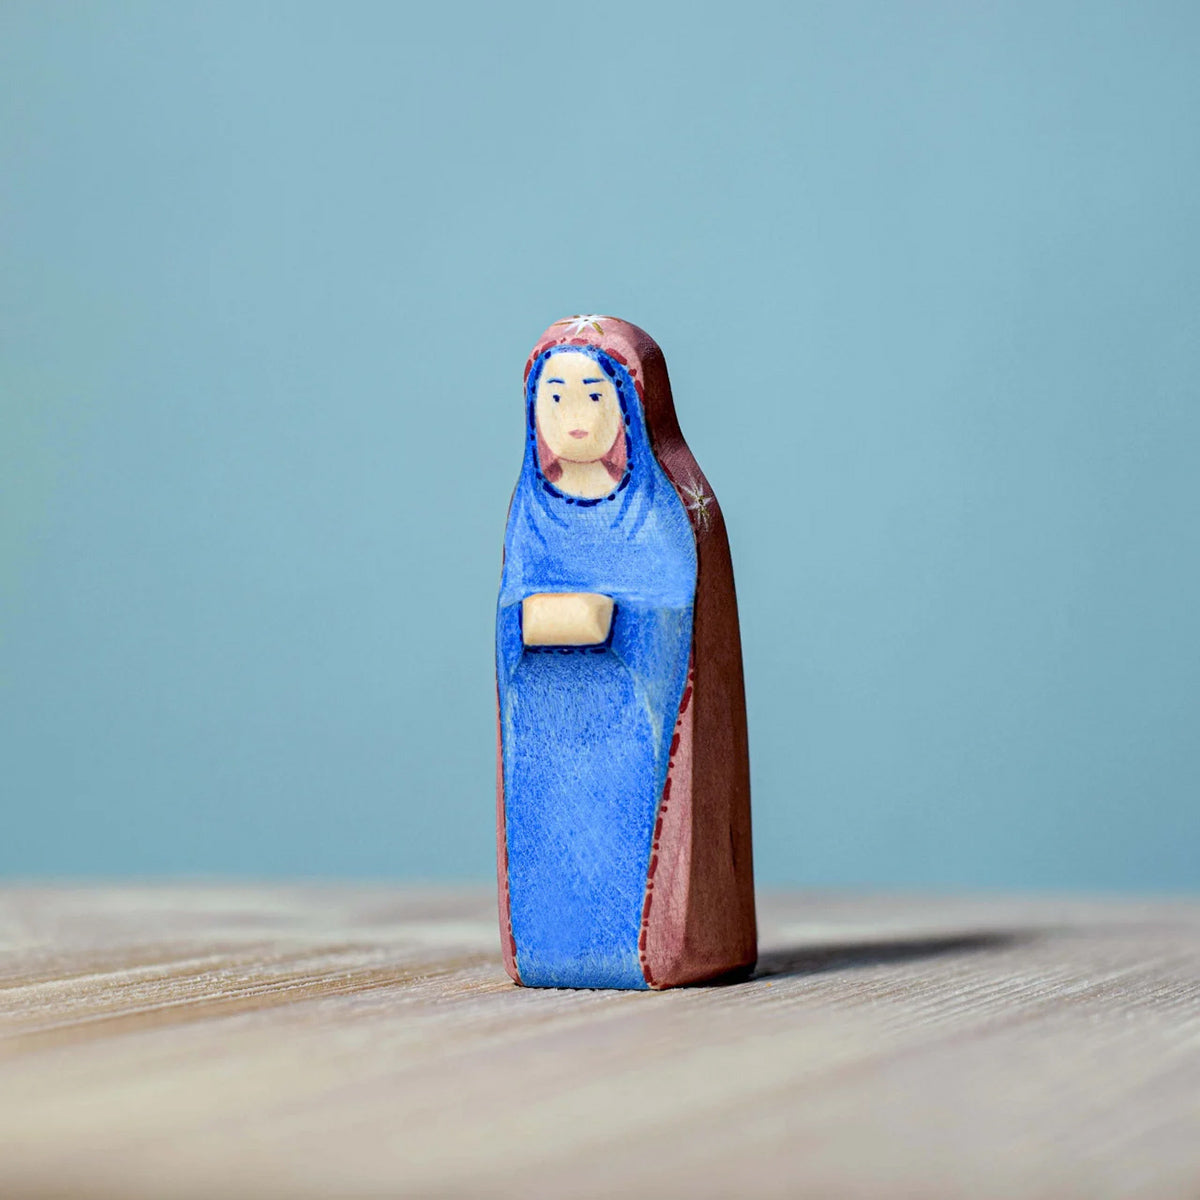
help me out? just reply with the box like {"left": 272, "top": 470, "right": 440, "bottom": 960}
{"left": 522, "top": 593, "right": 614, "bottom": 647}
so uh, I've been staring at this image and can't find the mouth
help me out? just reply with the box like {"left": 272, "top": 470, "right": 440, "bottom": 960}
{"left": 568, "top": 429, "right": 589, "bottom": 439}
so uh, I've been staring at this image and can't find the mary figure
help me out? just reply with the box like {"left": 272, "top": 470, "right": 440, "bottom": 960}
{"left": 496, "top": 315, "right": 756, "bottom": 989}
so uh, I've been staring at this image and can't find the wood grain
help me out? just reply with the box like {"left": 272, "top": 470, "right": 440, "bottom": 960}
{"left": 0, "top": 886, "right": 1198, "bottom": 1198}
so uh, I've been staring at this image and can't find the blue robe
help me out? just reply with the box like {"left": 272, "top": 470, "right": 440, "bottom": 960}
{"left": 497, "top": 346, "right": 697, "bottom": 988}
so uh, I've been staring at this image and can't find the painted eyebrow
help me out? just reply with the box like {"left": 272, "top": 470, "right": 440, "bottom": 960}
{"left": 582, "top": 378, "right": 604, "bottom": 384}
{"left": 545, "top": 378, "right": 565, "bottom": 384}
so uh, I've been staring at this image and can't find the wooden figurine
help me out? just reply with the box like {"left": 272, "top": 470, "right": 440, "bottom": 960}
{"left": 495, "top": 315, "right": 756, "bottom": 989}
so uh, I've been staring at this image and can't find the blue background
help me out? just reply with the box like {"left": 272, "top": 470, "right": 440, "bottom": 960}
{"left": 2, "top": 2, "right": 1197, "bottom": 888}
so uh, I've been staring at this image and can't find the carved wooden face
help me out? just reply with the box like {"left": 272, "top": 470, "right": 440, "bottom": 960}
{"left": 534, "top": 351, "right": 622, "bottom": 465}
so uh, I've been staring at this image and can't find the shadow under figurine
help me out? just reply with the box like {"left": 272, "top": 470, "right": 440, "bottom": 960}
{"left": 496, "top": 315, "right": 756, "bottom": 989}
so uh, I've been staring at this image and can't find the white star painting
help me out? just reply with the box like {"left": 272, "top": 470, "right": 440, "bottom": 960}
{"left": 677, "top": 476, "right": 714, "bottom": 531}
{"left": 554, "top": 314, "right": 608, "bottom": 336}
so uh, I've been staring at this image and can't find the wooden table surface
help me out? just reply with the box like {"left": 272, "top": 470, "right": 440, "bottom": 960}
{"left": 1, "top": 886, "right": 1197, "bottom": 1199}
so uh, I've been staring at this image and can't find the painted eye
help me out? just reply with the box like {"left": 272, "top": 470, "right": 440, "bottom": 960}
{"left": 552, "top": 393, "right": 561, "bottom": 402}
{"left": 589, "top": 392, "right": 602, "bottom": 402}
